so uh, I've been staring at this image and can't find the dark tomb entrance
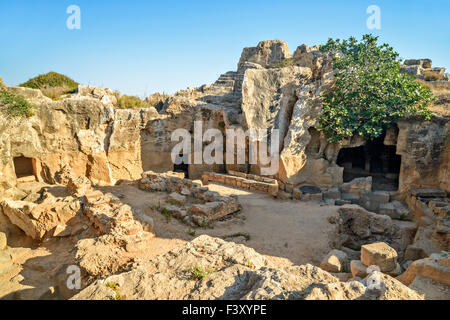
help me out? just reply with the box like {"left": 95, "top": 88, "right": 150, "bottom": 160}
{"left": 337, "top": 131, "right": 401, "bottom": 191}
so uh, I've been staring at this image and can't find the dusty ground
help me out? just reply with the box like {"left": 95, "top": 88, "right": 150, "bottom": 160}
{"left": 99, "top": 181, "right": 338, "bottom": 268}
{"left": 0, "top": 181, "right": 339, "bottom": 299}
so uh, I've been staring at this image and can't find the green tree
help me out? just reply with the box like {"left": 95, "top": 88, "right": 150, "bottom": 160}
{"left": 0, "top": 88, "right": 35, "bottom": 118}
{"left": 318, "top": 34, "right": 433, "bottom": 143}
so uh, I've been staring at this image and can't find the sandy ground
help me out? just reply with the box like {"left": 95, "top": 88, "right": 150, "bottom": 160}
{"left": 1, "top": 181, "right": 339, "bottom": 299}
{"left": 100, "top": 181, "right": 339, "bottom": 267}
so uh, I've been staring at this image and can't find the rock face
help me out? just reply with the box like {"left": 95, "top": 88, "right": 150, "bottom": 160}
{"left": 72, "top": 235, "right": 422, "bottom": 300}
{"left": 238, "top": 40, "right": 292, "bottom": 71}
{"left": 1, "top": 41, "right": 449, "bottom": 198}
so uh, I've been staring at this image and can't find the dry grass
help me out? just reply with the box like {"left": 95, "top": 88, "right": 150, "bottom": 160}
{"left": 416, "top": 79, "right": 450, "bottom": 116}
{"left": 423, "top": 70, "right": 444, "bottom": 81}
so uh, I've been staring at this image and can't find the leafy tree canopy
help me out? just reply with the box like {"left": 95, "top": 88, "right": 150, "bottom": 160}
{"left": 318, "top": 34, "right": 433, "bottom": 143}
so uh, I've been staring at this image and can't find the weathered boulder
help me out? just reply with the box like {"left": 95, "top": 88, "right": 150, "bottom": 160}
{"left": 0, "top": 194, "right": 81, "bottom": 240}
{"left": 319, "top": 249, "right": 348, "bottom": 273}
{"left": 350, "top": 260, "right": 368, "bottom": 278}
{"left": 361, "top": 242, "right": 398, "bottom": 272}
{"left": 238, "top": 40, "right": 292, "bottom": 71}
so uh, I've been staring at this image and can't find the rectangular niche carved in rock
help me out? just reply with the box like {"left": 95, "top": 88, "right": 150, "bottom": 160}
{"left": 13, "top": 156, "right": 36, "bottom": 179}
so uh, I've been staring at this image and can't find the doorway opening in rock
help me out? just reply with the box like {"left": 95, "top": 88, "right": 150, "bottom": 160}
{"left": 337, "top": 132, "right": 401, "bottom": 191}
{"left": 13, "top": 156, "right": 36, "bottom": 180}
{"left": 173, "top": 154, "right": 189, "bottom": 179}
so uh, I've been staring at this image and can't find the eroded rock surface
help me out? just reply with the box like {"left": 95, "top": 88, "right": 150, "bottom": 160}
{"left": 72, "top": 235, "right": 422, "bottom": 300}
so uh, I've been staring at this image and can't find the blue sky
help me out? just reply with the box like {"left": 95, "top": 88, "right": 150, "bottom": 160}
{"left": 0, "top": 0, "right": 448, "bottom": 96}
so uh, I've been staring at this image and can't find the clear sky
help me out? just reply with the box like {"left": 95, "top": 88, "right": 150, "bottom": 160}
{"left": 0, "top": 0, "right": 448, "bottom": 96}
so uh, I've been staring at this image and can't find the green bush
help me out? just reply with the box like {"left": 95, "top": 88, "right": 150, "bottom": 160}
{"left": 20, "top": 71, "right": 78, "bottom": 100}
{"left": 0, "top": 76, "right": 5, "bottom": 87}
{"left": 318, "top": 34, "right": 434, "bottom": 143}
{"left": 0, "top": 88, "right": 35, "bottom": 117}
{"left": 275, "top": 58, "right": 294, "bottom": 68}
{"left": 115, "top": 94, "right": 151, "bottom": 109}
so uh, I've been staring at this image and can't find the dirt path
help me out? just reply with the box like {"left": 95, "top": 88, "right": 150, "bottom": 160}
{"left": 101, "top": 182, "right": 339, "bottom": 268}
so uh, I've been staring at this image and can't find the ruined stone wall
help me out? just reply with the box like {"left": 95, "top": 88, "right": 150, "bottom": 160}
{"left": 201, "top": 171, "right": 279, "bottom": 196}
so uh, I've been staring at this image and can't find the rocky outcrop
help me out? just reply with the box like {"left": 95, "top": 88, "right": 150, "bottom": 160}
{"left": 238, "top": 40, "right": 291, "bottom": 72}
{"left": 0, "top": 191, "right": 81, "bottom": 240}
{"left": 72, "top": 235, "right": 423, "bottom": 300}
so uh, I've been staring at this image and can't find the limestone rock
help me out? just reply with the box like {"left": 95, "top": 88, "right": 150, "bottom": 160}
{"left": 319, "top": 249, "right": 348, "bottom": 273}
{"left": 361, "top": 242, "right": 398, "bottom": 272}
{"left": 397, "top": 252, "right": 450, "bottom": 286}
{"left": 72, "top": 235, "right": 423, "bottom": 300}
{"left": 340, "top": 177, "right": 372, "bottom": 195}
{"left": 350, "top": 260, "right": 368, "bottom": 278}
{"left": 0, "top": 194, "right": 81, "bottom": 240}
{"left": 168, "top": 192, "right": 186, "bottom": 205}
{"left": 238, "top": 40, "right": 292, "bottom": 71}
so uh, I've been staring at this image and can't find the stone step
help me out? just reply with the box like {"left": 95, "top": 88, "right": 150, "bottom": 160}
{"left": 411, "top": 189, "right": 447, "bottom": 198}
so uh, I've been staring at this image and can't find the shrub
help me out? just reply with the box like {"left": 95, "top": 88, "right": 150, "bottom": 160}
{"left": 191, "top": 265, "right": 210, "bottom": 280}
{"left": 0, "top": 76, "right": 5, "bottom": 87}
{"left": 275, "top": 58, "right": 294, "bottom": 68}
{"left": 20, "top": 71, "right": 78, "bottom": 100}
{"left": 146, "top": 92, "right": 169, "bottom": 110}
{"left": 115, "top": 94, "right": 151, "bottom": 109}
{"left": 318, "top": 34, "right": 434, "bottom": 143}
{"left": 423, "top": 70, "right": 443, "bottom": 81}
{"left": 0, "top": 88, "right": 35, "bottom": 117}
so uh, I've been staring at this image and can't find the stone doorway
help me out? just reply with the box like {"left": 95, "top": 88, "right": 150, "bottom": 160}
{"left": 13, "top": 156, "right": 36, "bottom": 180}
{"left": 337, "top": 132, "right": 401, "bottom": 191}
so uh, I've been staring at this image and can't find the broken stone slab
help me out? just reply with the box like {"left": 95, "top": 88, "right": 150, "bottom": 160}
{"left": 299, "top": 185, "right": 322, "bottom": 194}
{"left": 340, "top": 177, "right": 372, "bottom": 196}
{"left": 409, "top": 275, "right": 450, "bottom": 300}
{"left": 350, "top": 260, "right": 368, "bottom": 278}
{"left": 168, "top": 192, "right": 186, "bottom": 205}
{"left": 361, "top": 242, "right": 398, "bottom": 272}
{"left": 319, "top": 249, "right": 348, "bottom": 273}
{"left": 397, "top": 253, "right": 450, "bottom": 286}
{"left": 341, "top": 193, "right": 360, "bottom": 202}
{"left": 323, "top": 187, "right": 341, "bottom": 200}
{"left": 367, "top": 191, "right": 390, "bottom": 204}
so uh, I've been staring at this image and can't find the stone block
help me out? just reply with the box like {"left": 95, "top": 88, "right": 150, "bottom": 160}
{"left": 361, "top": 242, "right": 398, "bottom": 272}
